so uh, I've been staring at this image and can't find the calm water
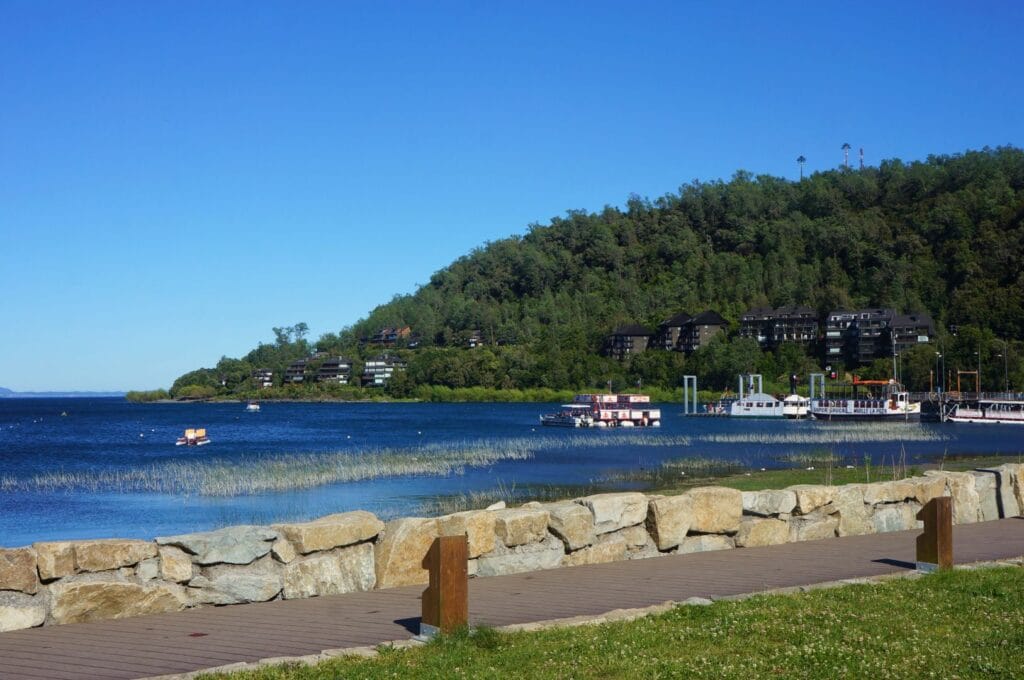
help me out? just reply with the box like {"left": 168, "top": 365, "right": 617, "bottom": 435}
{"left": 1, "top": 398, "right": 1021, "bottom": 546}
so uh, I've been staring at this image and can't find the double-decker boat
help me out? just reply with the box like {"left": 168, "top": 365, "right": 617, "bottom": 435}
{"left": 540, "top": 393, "right": 661, "bottom": 428}
{"left": 946, "top": 398, "right": 1024, "bottom": 424}
{"left": 809, "top": 378, "right": 921, "bottom": 421}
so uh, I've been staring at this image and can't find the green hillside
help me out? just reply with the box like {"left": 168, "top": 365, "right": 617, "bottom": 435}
{"left": 161, "top": 147, "right": 1024, "bottom": 401}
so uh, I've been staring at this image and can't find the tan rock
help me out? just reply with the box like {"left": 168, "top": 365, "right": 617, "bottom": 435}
{"left": 979, "top": 466, "right": 1021, "bottom": 518}
{"left": 789, "top": 514, "right": 838, "bottom": 542}
{"left": 788, "top": 485, "right": 838, "bottom": 514}
{"left": 271, "top": 538, "right": 298, "bottom": 564}
{"left": 646, "top": 495, "right": 692, "bottom": 551}
{"left": 826, "top": 485, "right": 875, "bottom": 537}
{"left": 735, "top": 518, "right": 789, "bottom": 547}
{"left": 927, "top": 471, "right": 980, "bottom": 524}
{"left": 74, "top": 540, "right": 158, "bottom": 573}
{"left": 686, "top": 487, "right": 742, "bottom": 534}
{"left": 493, "top": 508, "right": 549, "bottom": 547}
{"left": 543, "top": 502, "right": 595, "bottom": 551}
{"left": 0, "top": 548, "right": 38, "bottom": 594}
{"left": 49, "top": 575, "right": 187, "bottom": 624}
{"left": 972, "top": 472, "right": 1000, "bottom": 522}
{"left": 374, "top": 517, "right": 439, "bottom": 588}
{"left": 158, "top": 546, "right": 193, "bottom": 583}
{"left": 136, "top": 558, "right": 159, "bottom": 582}
{"left": 1011, "top": 464, "right": 1024, "bottom": 514}
{"left": 438, "top": 510, "right": 496, "bottom": 558}
{"left": 283, "top": 543, "right": 376, "bottom": 599}
{"left": 576, "top": 493, "right": 648, "bottom": 534}
{"left": 609, "top": 525, "right": 650, "bottom": 548}
{"left": 272, "top": 511, "right": 383, "bottom": 555}
{"left": 742, "top": 489, "right": 797, "bottom": 516}
{"left": 0, "top": 592, "right": 47, "bottom": 632}
{"left": 561, "top": 538, "right": 627, "bottom": 567}
{"left": 475, "top": 535, "right": 564, "bottom": 577}
{"left": 873, "top": 504, "right": 919, "bottom": 533}
{"left": 910, "top": 476, "right": 947, "bottom": 505}
{"left": 33, "top": 542, "right": 75, "bottom": 580}
{"left": 678, "top": 535, "right": 734, "bottom": 554}
{"left": 862, "top": 480, "right": 916, "bottom": 505}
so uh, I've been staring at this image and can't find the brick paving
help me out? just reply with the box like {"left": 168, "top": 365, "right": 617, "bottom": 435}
{"left": 1, "top": 518, "right": 1022, "bottom": 680}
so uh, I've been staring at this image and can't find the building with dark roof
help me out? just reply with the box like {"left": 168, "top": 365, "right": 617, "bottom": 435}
{"left": 654, "top": 312, "right": 692, "bottom": 350}
{"left": 677, "top": 310, "right": 727, "bottom": 353}
{"left": 317, "top": 357, "right": 353, "bottom": 385}
{"left": 740, "top": 305, "right": 818, "bottom": 348}
{"left": 284, "top": 359, "right": 310, "bottom": 384}
{"left": 605, "top": 324, "right": 653, "bottom": 360}
{"left": 362, "top": 355, "right": 407, "bottom": 387}
{"left": 890, "top": 312, "right": 935, "bottom": 354}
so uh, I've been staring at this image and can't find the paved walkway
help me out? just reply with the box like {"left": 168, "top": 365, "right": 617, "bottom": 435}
{"left": 2, "top": 518, "right": 1023, "bottom": 680}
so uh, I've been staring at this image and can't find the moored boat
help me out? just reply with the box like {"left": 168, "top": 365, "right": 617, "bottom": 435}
{"left": 175, "top": 428, "right": 211, "bottom": 446}
{"left": 809, "top": 378, "right": 920, "bottom": 421}
{"left": 728, "top": 374, "right": 786, "bottom": 418}
{"left": 782, "top": 393, "right": 810, "bottom": 419}
{"left": 541, "top": 393, "right": 661, "bottom": 428}
{"left": 245, "top": 400, "right": 260, "bottom": 412}
{"left": 946, "top": 398, "right": 1024, "bottom": 424}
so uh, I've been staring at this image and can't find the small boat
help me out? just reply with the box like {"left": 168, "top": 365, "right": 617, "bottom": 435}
{"left": 539, "top": 404, "right": 595, "bottom": 428}
{"left": 782, "top": 394, "right": 810, "bottom": 419}
{"left": 175, "top": 428, "right": 211, "bottom": 446}
{"left": 245, "top": 400, "right": 260, "bottom": 412}
{"left": 946, "top": 398, "right": 1024, "bottom": 424}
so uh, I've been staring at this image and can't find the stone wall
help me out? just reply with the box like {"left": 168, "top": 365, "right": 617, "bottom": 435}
{"left": 2, "top": 464, "right": 1022, "bottom": 632}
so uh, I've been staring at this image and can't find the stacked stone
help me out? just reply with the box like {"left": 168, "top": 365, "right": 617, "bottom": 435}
{"left": 2, "top": 464, "right": 1022, "bottom": 633}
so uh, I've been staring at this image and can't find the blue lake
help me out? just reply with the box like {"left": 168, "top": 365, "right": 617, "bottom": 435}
{"left": 1, "top": 397, "right": 1021, "bottom": 546}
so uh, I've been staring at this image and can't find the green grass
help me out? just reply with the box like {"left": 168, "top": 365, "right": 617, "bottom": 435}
{"left": 199, "top": 566, "right": 1024, "bottom": 679}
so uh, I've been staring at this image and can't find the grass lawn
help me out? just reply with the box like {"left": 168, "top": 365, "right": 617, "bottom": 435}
{"left": 200, "top": 566, "right": 1024, "bottom": 679}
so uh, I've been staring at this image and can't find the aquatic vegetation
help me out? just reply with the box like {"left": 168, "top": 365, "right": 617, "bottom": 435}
{"left": 0, "top": 432, "right": 692, "bottom": 497}
{"left": 699, "top": 423, "right": 949, "bottom": 445}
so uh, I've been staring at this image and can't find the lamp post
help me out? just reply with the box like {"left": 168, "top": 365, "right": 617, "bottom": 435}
{"left": 935, "top": 352, "right": 942, "bottom": 393}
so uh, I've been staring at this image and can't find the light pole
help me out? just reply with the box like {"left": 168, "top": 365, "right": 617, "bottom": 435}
{"left": 935, "top": 352, "right": 942, "bottom": 393}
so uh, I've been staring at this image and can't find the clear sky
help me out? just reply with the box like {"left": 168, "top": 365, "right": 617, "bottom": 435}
{"left": 2, "top": 1, "right": 1022, "bottom": 391}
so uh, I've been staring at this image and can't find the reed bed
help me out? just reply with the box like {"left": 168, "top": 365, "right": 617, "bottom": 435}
{"left": 698, "top": 423, "right": 948, "bottom": 445}
{"left": 0, "top": 432, "right": 692, "bottom": 497}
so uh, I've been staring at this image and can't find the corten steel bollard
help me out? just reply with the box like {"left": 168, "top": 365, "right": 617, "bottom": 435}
{"left": 916, "top": 497, "right": 953, "bottom": 572}
{"left": 419, "top": 534, "right": 469, "bottom": 639}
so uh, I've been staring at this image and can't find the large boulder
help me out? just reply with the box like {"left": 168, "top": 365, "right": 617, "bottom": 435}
{"left": 873, "top": 504, "right": 920, "bottom": 533}
{"left": 493, "top": 508, "right": 550, "bottom": 547}
{"left": 0, "top": 547, "right": 38, "bottom": 594}
{"left": 156, "top": 526, "right": 278, "bottom": 565}
{"left": 198, "top": 556, "right": 283, "bottom": 604}
{"left": 576, "top": 493, "right": 648, "bottom": 534}
{"left": 827, "top": 485, "right": 875, "bottom": 537}
{"left": 438, "top": 510, "right": 496, "bottom": 558}
{"left": 561, "top": 538, "right": 626, "bottom": 568}
{"left": 607, "top": 525, "right": 650, "bottom": 548}
{"left": 977, "top": 466, "right": 1021, "bottom": 519}
{"left": 788, "top": 514, "right": 838, "bottom": 542}
{"left": 863, "top": 480, "right": 917, "bottom": 506}
{"left": 158, "top": 546, "right": 194, "bottom": 583}
{"left": 1011, "top": 464, "right": 1024, "bottom": 514}
{"left": 475, "top": 535, "right": 564, "bottom": 577}
{"left": 678, "top": 535, "right": 734, "bottom": 554}
{"left": 741, "top": 489, "right": 797, "bottom": 517}
{"left": 543, "top": 502, "right": 595, "bottom": 551}
{"left": 926, "top": 471, "right": 980, "bottom": 524}
{"left": 971, "top": 472, "right": 1000, "bottom": 522}
{"left": 0, "top": 591, "right": 47, "bottom": 632}
{"left": 646, "top": 495, "right": 692, "bottom": 551}
{"left": 33, "top": 542, "right": 75, "bottom": 580}
{"left": 73, "top": 539, "right": 158, "bottom": 573}
{"left": 374, "top": 517, "right": 439, "bottom": 588}
{"left": 910, "top": 476, "right": 948, "bottom": 505}
{"left": 282, "top": 544, "right": 375, "bottom": 599}
{"left": 787, "top": 485, "right": 837, "bottom": 514}
{"left": 49, "top": 574, "right": 187, "bottom": 625}
{"left": 686, "top": 487, "right": 742, "bottom": 534}
{"left": 734, "top": 518, "right": 789, "bottom": 547}
{"left": 272, "top": 511, "right": 383, "bottom": 555}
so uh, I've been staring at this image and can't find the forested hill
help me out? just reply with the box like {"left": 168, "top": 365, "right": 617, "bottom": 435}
{"left": 167, "top": 147, "right": 1024, "bottom": 398}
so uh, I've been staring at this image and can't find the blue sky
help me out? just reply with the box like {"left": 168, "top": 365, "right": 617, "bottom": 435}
{"left": 2, "top": 1, "right": 1022, "bottom": 391}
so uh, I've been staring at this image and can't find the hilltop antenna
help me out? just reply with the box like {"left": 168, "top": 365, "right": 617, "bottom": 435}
{"left": 842, "top": 142, "right": 851, "bottom": 168}
{"left": 859, "top": 147, "right": 864, "bottom": 170}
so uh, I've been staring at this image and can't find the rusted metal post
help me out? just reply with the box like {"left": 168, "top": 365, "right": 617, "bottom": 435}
{"left": 419, "top": 534, "right": 468, "bottom": 638}
{"left": 916, "top": 497, "right": 952, "bottom": 572}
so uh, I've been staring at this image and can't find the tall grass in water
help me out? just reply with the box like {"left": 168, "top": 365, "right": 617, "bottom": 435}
{"left": 0, "top": 432, "right": 692, "bottom": 497}
{"left": 699, "top": 423, "right": 947, "bottom": 445}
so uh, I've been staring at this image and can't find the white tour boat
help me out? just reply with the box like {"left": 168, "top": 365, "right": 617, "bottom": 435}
{"left": 809, "top": 378, "right": 921, "bottom": 421}
{"left": 946, "top": 398, "right": 1024, "bottom": 424}
{"left": 782, "top": 393, "right": 810, "bottom": 419}
{"left": 539, "top": 404, "right": 595, "bottom": 428}
{"left": 728, "top": 375, "right": 785, "bottom": 418}
{"left": 245, "top": 400, "right": 260, "bottom": 412}
{"left": 175, "top": 428, "right": 211, "bottom": 446}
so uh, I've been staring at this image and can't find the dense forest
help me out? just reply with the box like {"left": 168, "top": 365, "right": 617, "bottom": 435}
{"left": 154, "top": 147, "right": 1024, "bottom": 401}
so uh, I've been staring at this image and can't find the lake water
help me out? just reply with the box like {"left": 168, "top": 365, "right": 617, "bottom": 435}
{"left": 1, "top": 398, "right": 1021, "bottom": 547}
